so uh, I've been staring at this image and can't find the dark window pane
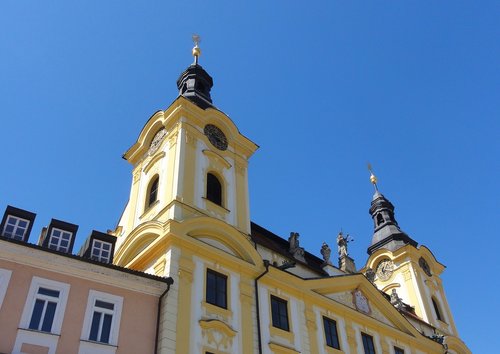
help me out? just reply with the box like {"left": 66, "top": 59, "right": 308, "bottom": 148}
{"left": 323, "top": 317, "right": 340, "bottom": 349}
{"left": 95, "top": 300, "right": 114, "bottom": 310}
{"left": 41, "top": 301, "right": 57, "bottom": 332}
{"left": 206, "top": 173, "right": 222, "bottom": 206}
{"left": 147, "top": 177, "right": 159, "bottom": 207}
{"left": 19, "top": 220, "right": 28, "bottom": 227}
{"left": 100, "top": 313, "right": 113, "bottom": 343}
{"left": 89, "top": 312, "right": 101, "bottom": 341}
{"left": 271, "top": 296, "right": 289, "bottom": 331}
{"left": 362, "top": 333, "right": 376, "bottom": 354}
{"left": 206, "top": 270, "right": 227, "bottom": 308}
{"left": 38, "top": 287, "right": 60, "bottom": 297}
{"left": 394, "top": 347, "right": 405, "bottom": 354}
{"left": 29, "top": 299, "right": 45, "bottom": 330}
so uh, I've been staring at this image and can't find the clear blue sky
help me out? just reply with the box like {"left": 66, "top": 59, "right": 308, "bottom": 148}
{"left": 1, "top": 1, "right": 498, "bottom": 352}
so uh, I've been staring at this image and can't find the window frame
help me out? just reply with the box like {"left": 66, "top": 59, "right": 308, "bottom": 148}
{"left": 81, "top": 290, "right": 123, "bottom": 346}
{"left": 270, "top": 295, "right": 290, "bottom": 332}
{"left": 19, "top": 277, "right": 70, "bottom": 335}
{"left": 323, "top": 316, "right": 340, "bottom": 350}
{"left": 146, "top": 175, "right": 159, "bottom": 209}
{"left": 48, "top": 227, "right": 73, "bottom": 253}
{"left": 206, "top": 269, "right": 228, "bottom": 309}
{"left": 432, "top": 296, "right": 446, "bottom": 323}
{"left": 91, "top": 239, "right": 113, "bottom": 263}
{"left": 206, "top": 172, "right": 223, "bottom": 206}
{"left": 2, "top": 215, "right": 30, "bottom": 240}
{"left": 361, "top": 332, "right": 376, "bottom": 354}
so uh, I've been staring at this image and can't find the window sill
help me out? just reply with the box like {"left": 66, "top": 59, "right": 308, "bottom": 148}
{"left": 79, "top": 339, "right": 118, "bottom": 348}
{"left": 140, "top": 200, "right": 160, "bottom": 219}
{"left": 202, "top": 301, "right": 232, "bottom": 320}
{"left": 18, "top": 328, "right": 60, "bottom": 337}
{"left": 79, "top": 340, "right": 118, "bottom": 354}
{"left": 325, "top": 346, "right": 344, "bottom": 354}
{"left": 269, "top": 325, "right": 294, "bottom": 342}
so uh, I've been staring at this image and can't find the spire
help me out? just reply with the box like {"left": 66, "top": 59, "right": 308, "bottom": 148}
{"left": 366, "top": 167, "right": 417, "bottom": 255}
{"left": 176, "top": 35, "right": 214, "bottom": 109}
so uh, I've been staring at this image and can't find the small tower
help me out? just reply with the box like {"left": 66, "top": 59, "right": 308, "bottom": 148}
{"left": 363, "top": 167, "right": 460, "bottom": 337}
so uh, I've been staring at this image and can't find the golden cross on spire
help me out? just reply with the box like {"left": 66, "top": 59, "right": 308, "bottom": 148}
{"left": 192, "top": 34, "right": 201, "bottom": 65}
{"left": 367, "top": 162, "right": 379, "bottom": 191}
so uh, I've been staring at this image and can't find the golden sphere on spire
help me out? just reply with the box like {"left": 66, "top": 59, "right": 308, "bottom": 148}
{"left": 370, "top": 173, "right": 378, "bottom": 185}
{"left": 192, "top": 45, "right": 201, "bottom": 58}
{"left": 192, "top": 34, "right": 201, "bottom": 63}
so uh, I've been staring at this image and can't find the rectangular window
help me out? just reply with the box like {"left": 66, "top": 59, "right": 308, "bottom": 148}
{"left": 271, "top": 295, "right": 289, "bottom": 331}
{"left": 82, "top": 290, "right": 123, "bottom": 346}
{"left": 48, "top": 228, "right": 72, "bottom": 252}
{"left": 394, "top": 347, "right": 405, "bottom": 354}
{"left": 28, "top": 287, "right": 60, "bottom": 332}
{"left": 361, "top": 333, "right": 376, "bottom": 354}
{"left": 91, "top": 239, "right": 112, "bottom": 263}
{"left": 323, "top": 316, "right": 340, "bottom": 349}
{"left": 20, "top": 277, "right": 70, "bottom": 335}
{"left": 206, "top": 269, "right": 227, "bottom": 309}
{"left": 2, "top": 215, "right": 29, "bottom": 240}
{"left": 89, "top": 300, "right": 115, "bottom": 343}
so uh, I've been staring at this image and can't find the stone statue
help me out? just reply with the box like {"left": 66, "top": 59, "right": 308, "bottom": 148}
{"left": 289, "top": 232, "right": 300, "bottom": 251}
{"left": 337, "top": 232, "right": 349, "bottom": 257}
{"left": 365, "top": 268, "right": 376, "bottom": 283}
{"left": 320, "top": 242, "right": 331, "bottom": 265}
{"left": 289, "top": 232, "right": 305, "bottom": 262}
{"left": 390, "top": 289, "right": 404, "bottom": 310}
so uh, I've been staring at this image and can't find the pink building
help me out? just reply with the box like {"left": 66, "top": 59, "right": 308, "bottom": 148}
{"left": 0, "top": 205, "right": 173, "bottom": 354}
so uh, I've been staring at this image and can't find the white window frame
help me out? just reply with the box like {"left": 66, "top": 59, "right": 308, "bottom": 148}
{"left": 0, "top": 268, "right": 12, "bottom": 310}
{"left": 91, "top": 239, "right": 112, "bottom": 263}
{"left": 19, "top": 277, "right": 70, "bottom": 335}
{"left": 48, "top": 227, "right": 72, "bottom": 252}
{"left": 81, "top": 290, "right": 123, "bottom": 346}
{"left": 3, "top": 215, "right": 30, "bottom": 240}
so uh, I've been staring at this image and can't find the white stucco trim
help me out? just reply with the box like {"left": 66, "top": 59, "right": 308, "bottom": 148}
{"left": 0, "top": 268, "right": 12, "bottom": 309}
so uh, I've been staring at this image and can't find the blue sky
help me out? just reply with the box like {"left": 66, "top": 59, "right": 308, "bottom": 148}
{"left": 1, "top": 1, "right": 498, "bottom": 352}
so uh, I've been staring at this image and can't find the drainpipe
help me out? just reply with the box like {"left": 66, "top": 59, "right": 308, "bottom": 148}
{"left": 155, "top": 277, "right": 174, "bottom": 354}
{"left": 255, "top": 260, "right": 270, "bottom": 354}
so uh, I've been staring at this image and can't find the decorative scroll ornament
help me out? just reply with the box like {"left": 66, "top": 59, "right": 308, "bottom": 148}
{"left": 353, "top": 289, "right": 371, "bottom": 314}
{"left": 148, "top": 128, "right": 167, "bottom": 155}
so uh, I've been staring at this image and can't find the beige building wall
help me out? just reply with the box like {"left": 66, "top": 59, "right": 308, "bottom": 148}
{"left": 0, "top": 243, "right": 167, "bottom": 354}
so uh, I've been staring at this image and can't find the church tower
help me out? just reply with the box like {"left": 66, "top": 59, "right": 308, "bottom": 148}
{"left": 363, "top": 169, "right": 460, "bottom": 338}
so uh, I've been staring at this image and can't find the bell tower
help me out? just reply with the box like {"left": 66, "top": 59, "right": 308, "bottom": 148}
{"left": 363, "top": 168, "right": 460, "bottom": 338}
{"left": 113, "top": 37, "right": 258, "bottom": 253}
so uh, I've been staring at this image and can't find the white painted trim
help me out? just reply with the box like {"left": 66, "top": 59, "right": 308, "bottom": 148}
{"left": 12, "top": 329, "right": 59, "bottom": 354}
{"left": 81, "top": 290, "right": 124, "bottom": 346}
{"left": 78, "top": 340, "right": 117, "bottom": 354}
{"left": 0, "top": 268, "right": 12, "bottom": 309}
{"left": 19, "top": 276, "right": 70, "bottom": 335}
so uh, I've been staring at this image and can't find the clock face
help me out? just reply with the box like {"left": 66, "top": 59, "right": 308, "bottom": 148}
{"left": 419, "top": 257, "right": 432, "bottom": 277}
{"left": 204, "top": 124, "right": 228, "bottom": 151}
{"left": 376, "top": 259, "right": 394, "bottom": 281}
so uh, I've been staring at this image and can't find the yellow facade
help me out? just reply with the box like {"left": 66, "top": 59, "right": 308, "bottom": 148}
{"left": 112, "top": 53, "right": 471, "bottom": 354}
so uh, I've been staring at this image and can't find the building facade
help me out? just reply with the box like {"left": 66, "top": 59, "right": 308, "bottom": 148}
{"left": 0, "top": 42, "right": 471, "bottom": 354}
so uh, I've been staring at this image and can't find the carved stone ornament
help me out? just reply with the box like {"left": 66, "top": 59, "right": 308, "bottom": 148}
{"left": 148, "top": 128, "right": 167, "bottom": 155}
{"left": 200, "top": 319, "right": 236, "bottom": 352}
{"left": 353, "top": 289, "right": 370, "bottom": 314}
{"left": 419, "top": 257, "right": 432, "bottom": 277}
{"left": 376, "top": 259, "right": 394, "bottom": 281}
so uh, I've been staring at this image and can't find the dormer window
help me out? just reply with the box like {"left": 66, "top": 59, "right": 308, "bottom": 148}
{"left": 146, "top": 176, "right": 159, "bottom": 209}
{"left": 2, "top": 215, "right": 30, "bottom": 240}
{"left": 0, "top": 205, "right": 36, "bottom": 242}
{"left": 376, "top": 214, "right": 384, "bottom": 226}
{"left": 206, "top": 173, "right": 222, "bottom": 206}
{"left": 48, "top": 228, "right": 72, "bottom": 253}
{"left": 91, "top": 239, "right": 112, "bottom": 263}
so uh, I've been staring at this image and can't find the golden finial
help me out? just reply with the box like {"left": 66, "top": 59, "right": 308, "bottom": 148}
{"left": 192, "top": 34, "right": 201, "bottom": 65}
{"left": 367, "top": 162, "right": 379, "bottom": 191}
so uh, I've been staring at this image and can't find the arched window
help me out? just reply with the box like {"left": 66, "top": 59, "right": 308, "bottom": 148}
{"left": 432, "top": 297, "right": 444, "bottom": 322}
{"left": 146, "top": 176, "right": 159, "bottom": 209}
{"left": 206, "top": 173, "right": 222, "bottom": 206}
{"left": 376, "top": 214, "right": 384, "bottom": 226}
